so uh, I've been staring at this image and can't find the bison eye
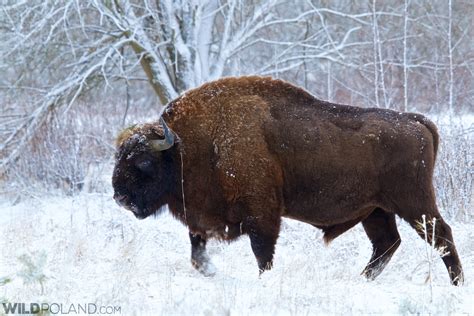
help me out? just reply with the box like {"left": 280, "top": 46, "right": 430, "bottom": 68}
{"left": 135, "top": 159, "right": 154, "bottom": 175}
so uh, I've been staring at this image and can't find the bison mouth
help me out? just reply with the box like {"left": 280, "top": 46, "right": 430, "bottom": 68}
{"left": 127, "top": 205, "right": 150, "bottom": 220}
{"left": 117, "top": 201, "right": 149, "bottom": 220}
{"left": 133, "top": 212, "right": 148, "bottom": 220}
{"left": 127, "top": 204, "right": 163, "bottom": 220}
{"left": 114, "top": 193, "right": 151, "bottom": 219}
{"left": 114, "top": 193, "right": 165, "bottom": 220}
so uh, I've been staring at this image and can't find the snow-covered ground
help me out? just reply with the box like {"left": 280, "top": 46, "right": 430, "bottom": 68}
{"left": 1, "top": 187, "right": 472, "bottom": 315}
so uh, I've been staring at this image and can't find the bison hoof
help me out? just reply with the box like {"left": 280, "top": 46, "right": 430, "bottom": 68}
{"left": 450, "top": 271, "right": 464, "bottom": 286}
{"left": 258, "top": 261, "right": 273, "bottom": 276}
{"left": 361, "top": 266, "right": 382, "bottom": 281}
{"left": 192, "top": 259, "right": 216, "bottom": 277}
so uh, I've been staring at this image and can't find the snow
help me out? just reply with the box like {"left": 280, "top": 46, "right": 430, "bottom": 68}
{"left": 1, "top": 188, "right": 473, "bottom": 315}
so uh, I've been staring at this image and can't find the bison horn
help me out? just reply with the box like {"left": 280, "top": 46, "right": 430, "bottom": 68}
{"left": 150, "top": 117, "right": 175, "bottom": 151}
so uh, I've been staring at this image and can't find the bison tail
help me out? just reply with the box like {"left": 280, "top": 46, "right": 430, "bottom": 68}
{"left": 407, "top": 113, "right": 440, "bottom": 162}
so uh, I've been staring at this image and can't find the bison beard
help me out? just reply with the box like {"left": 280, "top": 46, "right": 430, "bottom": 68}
{"left": 112, "top": 76, "right": 464, "bottom": 285}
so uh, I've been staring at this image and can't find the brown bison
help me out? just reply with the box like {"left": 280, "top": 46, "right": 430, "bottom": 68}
{"left": 112, "top": 76, "right": 463, "bottom": 285}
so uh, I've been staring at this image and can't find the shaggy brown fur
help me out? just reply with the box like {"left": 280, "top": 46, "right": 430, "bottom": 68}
{"left": 112, "top": 76, "right": 463, "bottom": 284}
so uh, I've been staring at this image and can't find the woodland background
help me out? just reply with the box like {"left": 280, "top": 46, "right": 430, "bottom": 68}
{"left": 0, "top": 1, "right": 472, "bottom": 314}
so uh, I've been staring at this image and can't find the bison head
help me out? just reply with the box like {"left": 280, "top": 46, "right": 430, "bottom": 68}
{"left": 112, "top": 119, "right": 178, "bottom": 219}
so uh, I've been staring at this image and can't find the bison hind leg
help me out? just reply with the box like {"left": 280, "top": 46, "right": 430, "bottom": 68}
{"left": 361, "top": 208, "right": 401, "bottom": 280}
{"left": 403, "top": 213, "right": 464, "bottom": 285}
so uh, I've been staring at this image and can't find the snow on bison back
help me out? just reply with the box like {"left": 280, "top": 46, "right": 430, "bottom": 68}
{"left": 112, "top": 76, "right": 464, "bottom": 285}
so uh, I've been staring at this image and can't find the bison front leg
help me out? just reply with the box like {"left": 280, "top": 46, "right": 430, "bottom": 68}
{"left": 244, "top": 216, "right": 281, "bottom": 275}
{"left": 189, "top": 233, "right": 216, "bottom": 277}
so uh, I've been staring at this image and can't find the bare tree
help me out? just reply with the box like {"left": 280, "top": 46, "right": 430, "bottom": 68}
{"left": 403, "top": 0, "right": 410, "bottom": 112}
{"left": 0, "top": 0, "right": 362, "bottom": 173}
{"left": 1, "top": 0, "right": 472, "bottom": 187}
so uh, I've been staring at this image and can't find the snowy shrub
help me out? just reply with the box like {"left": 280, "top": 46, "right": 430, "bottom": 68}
{"left": 17, "top": 252, "right": 48, "bottom": 295}
{"left": 434, "top": 117, "right": 473, "bottom": 221}
{"left": 0, "top": 276, "right": 12, "bottom": 304}
{"left": 3, "top": 86, "right": 158, "bottom": 196}
{"left": 6, "top": 103, "right": 118, "bottom": 195}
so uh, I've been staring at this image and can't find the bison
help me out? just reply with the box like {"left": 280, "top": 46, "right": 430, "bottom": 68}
{"left": 112, "top": 76, "right": 463, "bottom": 285}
